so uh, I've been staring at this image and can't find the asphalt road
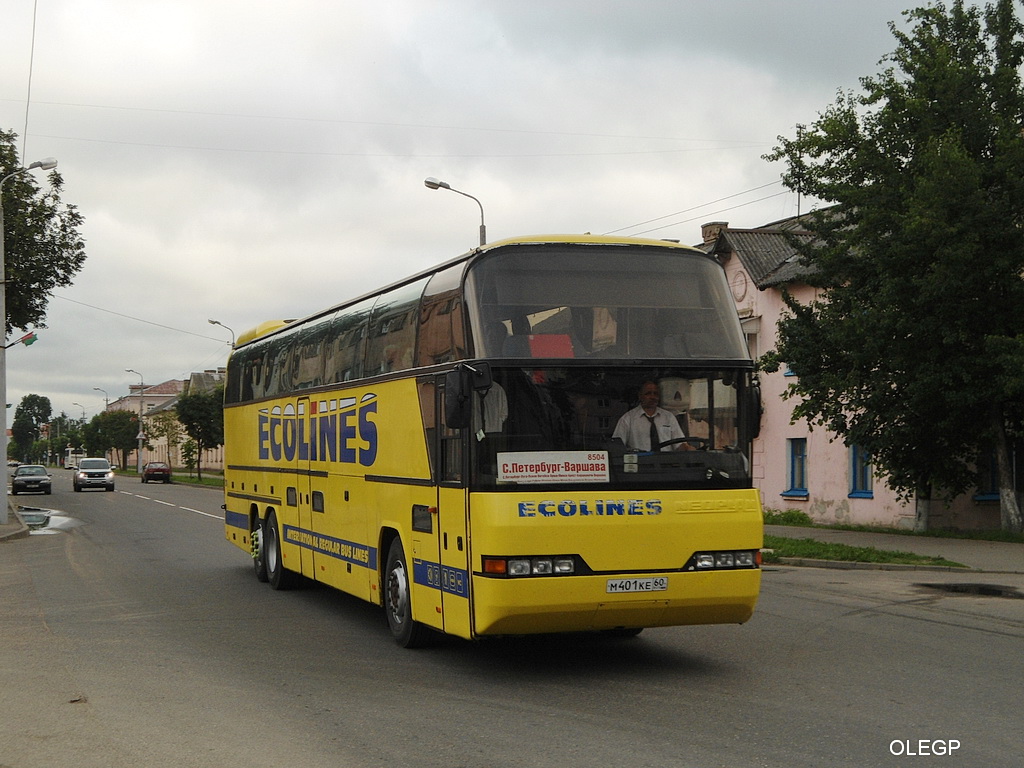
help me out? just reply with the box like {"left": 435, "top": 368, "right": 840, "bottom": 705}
{"left": 2, "top": 471, "right": 1022, "bottom": 767}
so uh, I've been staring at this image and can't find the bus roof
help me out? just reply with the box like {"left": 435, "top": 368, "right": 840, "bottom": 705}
{"left": 232, "top": 234, "right": 712, "bottom": 349}
{"left": 476, "top": 233, "right": 704, "bottom": 252}
{"left": 235, "top": 319, "right": 297, "bottom": 347}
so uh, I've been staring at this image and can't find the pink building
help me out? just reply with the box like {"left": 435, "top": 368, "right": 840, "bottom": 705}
{"left": 701, "top": 217, "right": 1003, "bottom": 530}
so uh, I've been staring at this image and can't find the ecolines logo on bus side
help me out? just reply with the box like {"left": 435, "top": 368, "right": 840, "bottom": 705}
{"left": 257, "top": 394, "right": 378, "bottom": 466}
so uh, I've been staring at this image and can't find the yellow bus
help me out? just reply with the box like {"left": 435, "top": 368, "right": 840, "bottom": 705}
{"left": 223, "top": 234, "right": 763, "bottom": 646}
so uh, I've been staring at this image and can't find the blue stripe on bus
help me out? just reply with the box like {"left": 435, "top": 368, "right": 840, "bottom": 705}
{"left": 413, "top": 558, "right": 470, "bottom": 599}
{"left": 225, "top": 510, "right": 248, "bottom": 530}
{"left": 282, "top": 525, "right": 378, "bottom": 569}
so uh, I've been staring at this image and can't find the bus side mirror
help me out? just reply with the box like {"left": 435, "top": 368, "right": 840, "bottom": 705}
{"left": 444, "top": 362, "right": 493, "bottom": 429}
{"left": 743, "top": 382, "right": 763, "bottom": 440}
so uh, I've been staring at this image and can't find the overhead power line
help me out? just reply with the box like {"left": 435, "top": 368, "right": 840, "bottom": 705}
{"left": 603, "top": 180, "right": 784, "bottom": 235}
{"left": 53, "top": 294, "right": 223, "bottom": 342}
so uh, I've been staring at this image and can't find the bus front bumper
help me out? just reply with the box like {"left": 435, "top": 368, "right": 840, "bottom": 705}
{"left": 470, "top": 568, "right": 761, "bottom": 637}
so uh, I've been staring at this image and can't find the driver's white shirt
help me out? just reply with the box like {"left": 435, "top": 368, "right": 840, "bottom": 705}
{"left": 612, "top": 406, "right": 685, "bottom": 452}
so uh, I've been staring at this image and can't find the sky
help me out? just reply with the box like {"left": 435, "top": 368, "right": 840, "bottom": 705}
{"left": 0, "top": 0, "right": 921, "bottom": 422}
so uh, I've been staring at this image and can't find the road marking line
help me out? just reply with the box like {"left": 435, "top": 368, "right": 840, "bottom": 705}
{"left": 117, "top": 488, "right": 222, "bottom": 520}
{"left": 184, "top": 508, "right": 221, "bottom": 519}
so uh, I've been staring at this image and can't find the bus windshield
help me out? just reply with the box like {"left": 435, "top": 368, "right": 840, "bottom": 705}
{"left": 451, "top": 242, "right": 756, "bottom": 491}
{"left": 464, "top": 243, "right": 749, "bottom": 361}
{"left": 463, "top": 365, "right": 753, "bottom": 491}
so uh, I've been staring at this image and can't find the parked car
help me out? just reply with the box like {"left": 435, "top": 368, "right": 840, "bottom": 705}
{"left": 141, "top": 461, "right": 172, "bottom": 483}
{"left": 11, "top": 464, "right": 52, "bottom": 495}
{"left": 73, "top": 458, "right": 115, "bottom": 492}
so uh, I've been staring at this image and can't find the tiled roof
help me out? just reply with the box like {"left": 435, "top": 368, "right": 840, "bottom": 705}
{"left": 136, "top": 380, "right": 185, "bottom": 396}
{"left": 186, "top": 370, "right": 224, "bottom": 394}
{"left": 716, "top": 228, "right": 817, "bottom": 288}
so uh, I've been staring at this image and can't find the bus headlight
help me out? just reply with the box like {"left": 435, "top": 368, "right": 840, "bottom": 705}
{"left": 735, "top": 551, "right": 755, "bottom": 567}
{"left": 508, "top": 559, "right": 532, "bottom": 576}
{"left": 483, "top": 556, "right": 577, "bottom": 577}
{"left": 689, "top": 550, "right": 760, "bottom": 571}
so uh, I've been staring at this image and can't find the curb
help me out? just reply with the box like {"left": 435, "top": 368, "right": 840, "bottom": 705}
{"left": 0, "top": 503, "right": 30, "bottom": 542}
{"left": 774, "top": 556, "right": 978, "bottom": 572}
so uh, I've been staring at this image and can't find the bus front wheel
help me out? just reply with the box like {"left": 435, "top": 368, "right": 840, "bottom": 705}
{"left": 384, "top": 538, "right": 431, "bottom": 648}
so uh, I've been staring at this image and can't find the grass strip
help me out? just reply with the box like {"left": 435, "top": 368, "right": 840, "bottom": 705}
{"left": 762, "top": 535, "right": 967, "bottom": 568}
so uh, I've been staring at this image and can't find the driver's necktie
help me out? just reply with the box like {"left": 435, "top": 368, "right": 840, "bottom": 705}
{"left": 645, "top": 414, "right": 659, "bottom": 451}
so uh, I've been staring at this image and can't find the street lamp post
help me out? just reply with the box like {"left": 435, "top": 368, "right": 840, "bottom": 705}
{"left": 1, "top": 156, "right": 57, "bottom": 522}
{"left": 71, "top": 402, "right": 85, "bottom": 423}
{"left": 208, "top": 318, "right": 236, "bottom": 347}
{"left": 125, "top": 369, "right": 145, "bottom": 474}
{"left": 424, "top": 177, "right": 486, "bottom": 246}
{"left": 92, "top": 388, "right": 109, "bottom": 463}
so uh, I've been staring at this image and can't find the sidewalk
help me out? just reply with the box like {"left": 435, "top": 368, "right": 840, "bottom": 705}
{"left": 765, "top": 524, "right": 1024, "bottom": 574}
{"left": 0, "top": 501, "right": 29, "bottom": 541}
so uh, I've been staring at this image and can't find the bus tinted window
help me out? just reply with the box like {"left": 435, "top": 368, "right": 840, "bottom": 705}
{"left": 418, "top": 263, "right": 467, "bottom": 365}
{"left": 464, "top": 244, "right": 748, "bottom": 360}
{"left": 364, "top": 278, "right": 428, "bottom": 375}
{"left": 324, "top": 296, "right": 375, "bottom": 384}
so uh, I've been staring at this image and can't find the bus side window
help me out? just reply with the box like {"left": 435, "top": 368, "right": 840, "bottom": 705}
{"left": 418, "top": 264, "right": 467, "bottom": 365}
{"left": 438, "top": 380, "right": 463, "bottom": 483}
{"left": 418, "top": 380, "right": 437, "bottom": 480}
{"left": 365, "top": 279, "right": 427, "bottom": 374}
{"left": 324, "top": 299, "right": 374, "bottom": 383}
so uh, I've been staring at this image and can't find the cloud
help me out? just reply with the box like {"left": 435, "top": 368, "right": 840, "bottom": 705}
{"left": 0, "top": 0, "right": 914, "bottom": 419}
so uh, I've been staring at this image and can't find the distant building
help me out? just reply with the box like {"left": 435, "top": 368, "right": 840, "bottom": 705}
{"left": 107, "top": 379, "right": 184, "bottom": 417}
{"left": 106, "top": 370, "right": 225, "bottom": 472}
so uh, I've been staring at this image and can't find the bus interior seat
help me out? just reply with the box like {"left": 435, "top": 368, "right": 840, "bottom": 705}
{"left": 502, "top": 334, "right": 576, "bottom": 358}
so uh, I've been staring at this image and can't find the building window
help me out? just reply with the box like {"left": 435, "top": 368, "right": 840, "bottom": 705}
{"left": 849, "top": 445, "right": 874, "bottom": 498}
{"left": 783, "top": 438, "right": 808, "bottom": 498}
{"left": 740, "top": 317, "right": 759, "bottom": 359}
{"left": 974, "top": 451, "right": 999, "bottom": 502}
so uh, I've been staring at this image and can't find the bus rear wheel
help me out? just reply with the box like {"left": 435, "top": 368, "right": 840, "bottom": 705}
{"left": 384, "top": 538, "right": 431, "bottom": 648}
{"left": 265, "top": 511, "right": 296, "bottom": 590}
{"left": 252, "top": 516, "right": 269, "bottom": 583}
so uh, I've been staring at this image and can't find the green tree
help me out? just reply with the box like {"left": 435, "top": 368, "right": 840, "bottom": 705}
{"left": 763, "top": 0, "right": 1024, "bottom": 532}
{"left": 1, "top": 129, "right": 86, "bottom": 337}
{"left": 46, "top": 412, "right": 73, "bottom": 464}
{"left": 175, "top": 384, "right": 224, "bottom": 480}
{"left": 146, "top": 410, "right": 185, "bottom": 468}
{"left": 181, "top": 439, "right": 198, "bottom": 477}
{"left": 84, "top": 410, "right": 140, "bottom": 470}
{"left": 10, "top": 394, "right": 51, "bottom": 461}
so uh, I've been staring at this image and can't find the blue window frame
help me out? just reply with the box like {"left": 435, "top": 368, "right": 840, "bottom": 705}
{"left": 849, "top": 445, "right": 873, "bottom": 498}
{"left": 783, "top": 438, "right": 808, "bottom": 498}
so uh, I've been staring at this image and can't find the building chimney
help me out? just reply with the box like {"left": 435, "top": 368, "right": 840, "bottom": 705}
{"left": 701, "top": 221, "right": 728, "bottom": 243}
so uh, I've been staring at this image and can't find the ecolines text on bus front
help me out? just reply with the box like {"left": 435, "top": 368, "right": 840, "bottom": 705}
{"left": 257, "top": 394, "right": 378, "bottom": 466}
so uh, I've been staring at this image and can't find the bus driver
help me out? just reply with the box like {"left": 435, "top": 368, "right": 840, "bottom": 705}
{"left": 613, "top": 379, "right": 691, "bottom": 452}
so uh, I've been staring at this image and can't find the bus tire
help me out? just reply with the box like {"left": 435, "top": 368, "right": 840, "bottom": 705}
{"left": 252, "top": 516, "right": 269, "bottom": 583}
{"left": 384, "top": 538, "right": 431, "bottom": 648}
{"left": 265, "top": 511, "right": 296, "bottom": 590}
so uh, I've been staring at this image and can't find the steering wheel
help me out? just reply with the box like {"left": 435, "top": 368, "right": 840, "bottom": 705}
{"left": 656, "top": 437, "right": 709, "bottom": 451}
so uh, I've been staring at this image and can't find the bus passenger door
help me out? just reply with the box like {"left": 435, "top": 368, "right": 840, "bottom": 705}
{"left": 296, "top": 397, "right": 315, "bottom": 579}
{"left": 413, "top": 378, "right": 472, "bottom": 639}
{"left": 435, "top": 377, "right": 472, "bottom": 639}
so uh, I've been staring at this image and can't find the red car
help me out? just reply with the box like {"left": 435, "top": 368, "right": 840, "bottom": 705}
{"left": 141, "top": 462, "right": 172, "bottom": 483}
